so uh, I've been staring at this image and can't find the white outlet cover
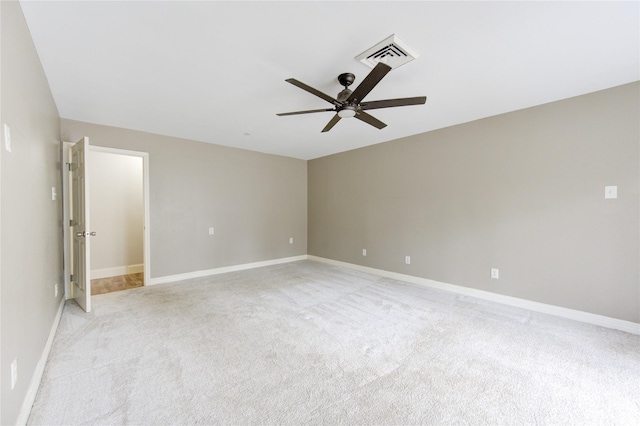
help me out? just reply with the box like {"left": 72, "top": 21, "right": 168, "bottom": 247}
{"left": 51, "top": 187, "right": 57, "bottom": 201}
{"left": 604, "top": 186, "right": 617, "bottom": 199}
{"left": 289, "top": 237, "right": 293, "bottom": 244}
{"left": 362, "top": 249, "right": 367, "bottom": 256}
{"left": 208, "top": 227, "right": 214, "bottom": 235}
{"left": 405, "top": 256, "right": 411, "bottom": 265}
{"left": 491, "top": 268, "right": 500, "bottom": 279}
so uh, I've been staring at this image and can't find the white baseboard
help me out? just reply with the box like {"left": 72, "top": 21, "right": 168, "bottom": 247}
{"left": 16, "top": 298, "right": 66, "bottom": 426}
{"left": 308, "top": 255, "right": 640, "bottom": 336}
{"left": 91, "top": 264, "right": 143, "bottom": 279}
{"left": 148, "top": 255, "right": 308, "bottom": 286}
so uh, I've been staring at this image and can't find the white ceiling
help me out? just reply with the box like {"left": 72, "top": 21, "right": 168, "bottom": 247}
{"left": 20, "top": 1, "right": 639, "bottom": 160}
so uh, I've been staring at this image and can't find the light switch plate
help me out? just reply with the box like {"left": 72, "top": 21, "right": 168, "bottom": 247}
{"left": 604, "top": 186, "right": 617, "bottom": 199}
{"left": 4, "top": 124, "right": 11, "bottom": 152}
{"left": 11, "top": 358, "right": 17, "bottom": 389}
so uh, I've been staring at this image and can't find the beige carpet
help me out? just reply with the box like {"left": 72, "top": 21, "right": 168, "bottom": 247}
{"left": 28, "top": 260, "right": 639, "bottom": 424}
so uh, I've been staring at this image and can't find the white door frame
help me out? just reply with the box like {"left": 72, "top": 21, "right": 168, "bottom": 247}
{"left": 62, "top": 142, "right": 151, "bottom": 298}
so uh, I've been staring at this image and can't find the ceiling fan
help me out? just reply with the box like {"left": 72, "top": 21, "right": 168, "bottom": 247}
{"left": 277, "top": 62, "right": 426, "bottom": 132}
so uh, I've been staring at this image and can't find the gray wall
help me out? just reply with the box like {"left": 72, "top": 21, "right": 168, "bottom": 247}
{"left": 308, "top": 82, "right": 639, "bottom": 323}
{"left": 1, "top": 1, "right": 63, "bottom": 424}
{"left": 61, "top": 119, "right": 307, "bottom": 279}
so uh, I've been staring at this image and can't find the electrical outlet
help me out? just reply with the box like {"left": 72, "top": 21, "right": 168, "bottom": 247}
{"left": 362, "top": 249, "right": 367, "bottom": 256}
{"left": 405, "top": 256, "right": 411, "bottom": 265}
{"left": 11, "top": 359, "right": 17, "bottom": 390}
{"left": 208, "top": 227, "right": 214, "bottom": 235}
{"left": 491, "top": 268, "right": 500, "bottom": 279}
{"left": 289, "top": 237, "right": 293, "bottom": 244}
{"left": 55, "top": 283, "right": 58, "bottom": 298}
{"left": 604, "top": 186, "right": 617, "bottom": 199}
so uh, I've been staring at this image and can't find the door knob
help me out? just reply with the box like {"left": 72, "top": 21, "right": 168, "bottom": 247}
{"left": 75, "top": 231, "right": 96, "bottom": 238}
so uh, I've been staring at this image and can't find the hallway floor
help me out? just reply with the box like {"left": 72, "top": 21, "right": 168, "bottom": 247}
{"left": 91, "top": 273, "right": 143, "bottom": 295}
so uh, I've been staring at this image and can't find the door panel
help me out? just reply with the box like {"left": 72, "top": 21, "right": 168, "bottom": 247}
{"left": 70, "top": 137, "right": 91, "bottom": 312}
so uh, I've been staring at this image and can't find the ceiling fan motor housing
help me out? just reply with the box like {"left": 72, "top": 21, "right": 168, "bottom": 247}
{"left": 337, "top": 88, "right": 352, "bottom": 102}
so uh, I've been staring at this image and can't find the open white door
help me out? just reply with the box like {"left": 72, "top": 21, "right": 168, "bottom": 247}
{"left": 70, "top": 137, "right": 92, "bottom": 312}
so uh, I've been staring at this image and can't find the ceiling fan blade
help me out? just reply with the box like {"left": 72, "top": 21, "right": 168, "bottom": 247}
{"left": 355, "top": 111, "right": 387, "bottom": 129}
{"left": 285, "top": 78, "right": 339, "bottom": 105}
{"left": 321, "top": 114, "right": 341, "bottom": 132}
{"left": 360, "top": 96, "right": 427, "bottom": 110}
{"left": 277, "top": 108, "right": 335, "bottom": 116}
{"left": 347, "top": 62, "right": 392, "bottom": 104}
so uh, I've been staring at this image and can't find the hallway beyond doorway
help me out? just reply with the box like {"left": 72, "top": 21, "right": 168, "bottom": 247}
{"left": 91, "top": 273, "right": 143, "bottom": 295}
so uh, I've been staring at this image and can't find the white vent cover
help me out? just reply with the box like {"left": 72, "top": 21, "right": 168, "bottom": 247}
{"left": 355, "top": 34, "right": 419, "bottom": 69}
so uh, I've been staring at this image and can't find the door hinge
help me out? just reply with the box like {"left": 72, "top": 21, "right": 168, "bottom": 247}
{"left": 66, "top": 162, "right": 75, "bottom": 171}
{"left": 70, "top": 274, "right": 74, "bottom": 282}
{"left": 69, "top": 219, "right": 76, "bottom": 227}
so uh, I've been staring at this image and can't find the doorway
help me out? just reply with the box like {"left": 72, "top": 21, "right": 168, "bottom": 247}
{"left": 89, "top": 149, "right": 144, "bottom": 295}
{"left": 62, "top": 142, "right": 150, "bottom": 304}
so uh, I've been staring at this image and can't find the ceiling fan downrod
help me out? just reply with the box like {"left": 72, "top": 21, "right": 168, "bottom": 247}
{"left": 337, "top": 72, "right": 355, "bottom": 102}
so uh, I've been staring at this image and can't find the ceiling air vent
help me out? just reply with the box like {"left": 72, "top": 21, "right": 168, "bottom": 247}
{"left": 355, "top": 34, "right": 419, "bottom": 69}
